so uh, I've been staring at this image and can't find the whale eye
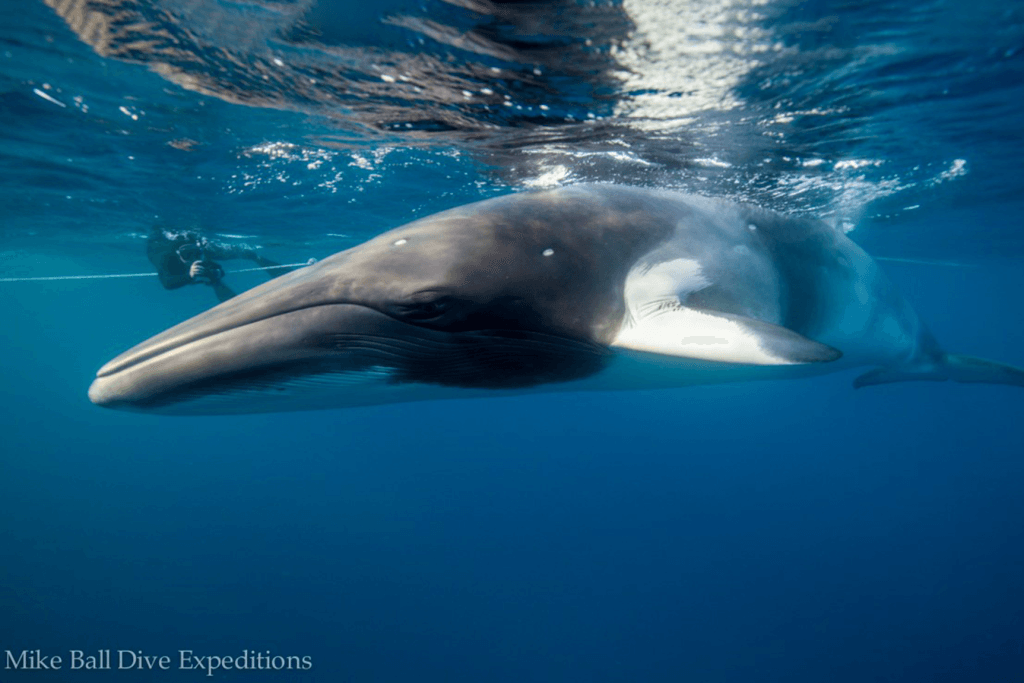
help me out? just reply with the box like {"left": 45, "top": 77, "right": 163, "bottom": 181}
{"left": 388, "top": 295, "right": 457, "bottom": 324}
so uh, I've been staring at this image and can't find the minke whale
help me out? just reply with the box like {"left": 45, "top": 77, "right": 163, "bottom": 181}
{"left": 89, "top": 185, "right": 1024, "bottom": 414}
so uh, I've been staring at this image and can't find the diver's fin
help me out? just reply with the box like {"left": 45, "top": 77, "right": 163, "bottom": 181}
{"left": 611, "top": 302, "right": 842, "bottom": 365}
{"left": 854, "top": 354, "right": 1024, "bottom": 389}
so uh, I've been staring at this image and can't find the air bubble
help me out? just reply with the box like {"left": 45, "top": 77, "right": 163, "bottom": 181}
{"left": 542, "top": 248, "right": 554, "bottom": 257}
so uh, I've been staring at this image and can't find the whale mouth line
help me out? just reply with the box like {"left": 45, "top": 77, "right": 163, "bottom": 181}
{"left": 88, "top": 303, "right": 394, "bottom": 409}
{"left": 94, "top": 300, "right": 373, "bottom": 379}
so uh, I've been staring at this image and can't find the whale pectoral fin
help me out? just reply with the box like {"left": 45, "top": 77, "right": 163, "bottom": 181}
{"left": 943, "top": 354, "right": 1024, "bottom": 386}
{"left": 855, "top": 354, "right": 1024, "bottom": 389}
{"left": 611, "top": 303, "right": 842, "bottom": 365}
{"left": 853, "top": 366, "right": 945, "bottom": 388}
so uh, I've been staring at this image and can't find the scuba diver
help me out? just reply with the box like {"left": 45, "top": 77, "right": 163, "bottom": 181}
{"left": 147, "top": 227, "right": 295, "bottom": 302}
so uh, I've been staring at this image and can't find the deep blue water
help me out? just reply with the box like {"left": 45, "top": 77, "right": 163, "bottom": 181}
{"left": 2, "top": 1, "right": 1023, "bottom": 681}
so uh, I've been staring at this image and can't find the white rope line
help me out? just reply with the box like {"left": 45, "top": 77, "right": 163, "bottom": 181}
{"left": 1, "top": 272, "right": 156, "bottom": 282}
{"left": 1, "top": 256, "right": 968, "bottom": 282}
{"left": 0, "top": 262, "right": 313, "bottom": 283}
{"left": 228, "top": 262, "right": 314, "bottom": 273}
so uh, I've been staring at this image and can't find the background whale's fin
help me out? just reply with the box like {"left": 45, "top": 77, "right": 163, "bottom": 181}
{"left": 854, "top": 354, "right": 1024, "bottom": 389}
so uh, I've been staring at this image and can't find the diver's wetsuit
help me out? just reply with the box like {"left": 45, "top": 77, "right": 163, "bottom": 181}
{"left": 147, "top": 228, "right": 290, "bottom": 302}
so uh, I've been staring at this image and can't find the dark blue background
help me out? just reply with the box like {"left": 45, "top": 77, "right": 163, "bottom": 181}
{"left": 1, "top": 239, "right": 1022, "bottom": 682}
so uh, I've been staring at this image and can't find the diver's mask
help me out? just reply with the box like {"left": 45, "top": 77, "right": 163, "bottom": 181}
{"left": 176, "top": 242, "right": 204, "bottom": 264}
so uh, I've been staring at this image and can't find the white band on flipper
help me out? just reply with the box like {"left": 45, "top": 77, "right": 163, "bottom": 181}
{"left": 612, "top": 302, "right": 839, "bottom": 365}
{"left": 613, "top": 258, "right": 840, "bottom": 365}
